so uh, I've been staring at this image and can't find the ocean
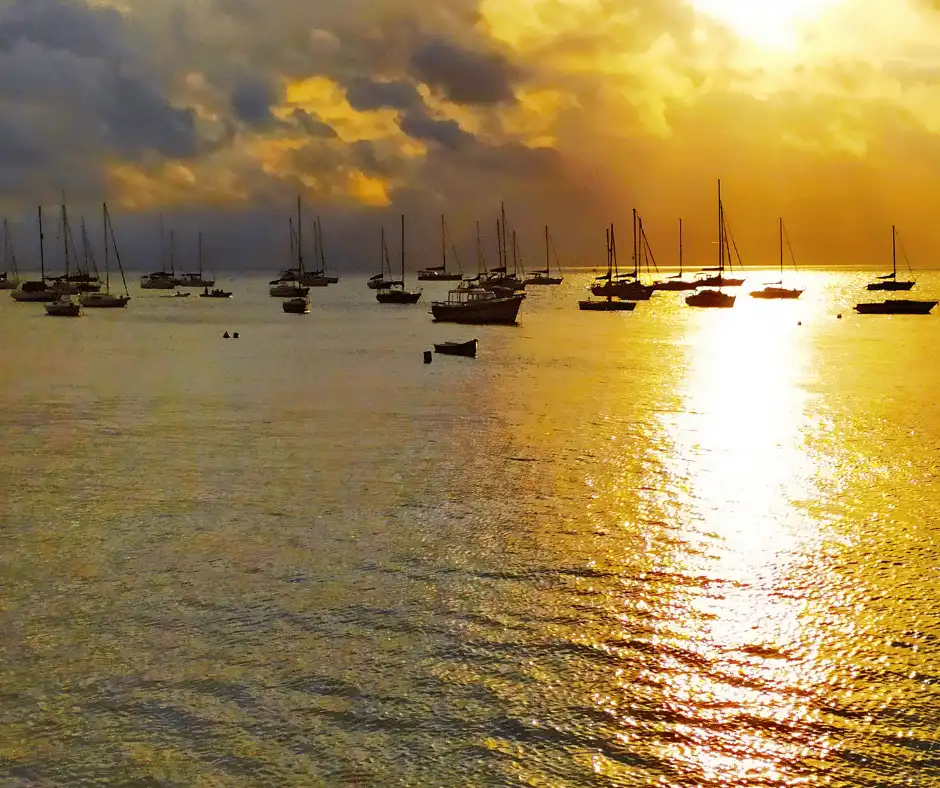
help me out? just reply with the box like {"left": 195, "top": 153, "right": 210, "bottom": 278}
{"left": 1, "top": 269, "right": 938, "bottom": 786}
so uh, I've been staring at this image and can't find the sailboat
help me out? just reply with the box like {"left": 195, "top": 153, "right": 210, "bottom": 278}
{"left": 141, "top": 217, "right": 180, "bottom": 289}
{"left": 866, "top": 226, "right": 915, "bottom": 291}
{"left": 196, "top": 234, "right": 232, "bottom": 297}
{"left": 178, "top": 230, "right": 215, "bottom": 288}
{"left": 418, "top": 215, "right": 464, "bottom": 281}
{"left": 273, "top": 198, "right": 312, "bottom": 299}
{"left": 525, "top": 226, "right": 564, "bottom": 285}
{"left": 0, "top": 219, "right": 19, "bottom": 290}
{"left": 11, "top": 207, "right": 59, "bottom": 302}
{"left": 856, "top": 226, "right": 935, "bottom": 313}
{"left": 377, "top": 215, "right": 422, "bottom": 304}
{"left": 299, "top": 212, "right": 329, "bottom": 287}
{"left": 590, "top": 209, "right": 654, "bottom": 300}
{"left": 317, "top": 217, "right": 339, "bottom": 283}
{"left": 750, "top": 217, "right": 804, "bottom": 299}
{"left": 46, "top": 203, "right": 85, "bottom": 316}
{"left": 80, "top": 203, "right": 130, "bottom": 308}
{"left": 418, "top": 215, "right": 463, "bottom": 281}
{"left": 480, "top": 204, "right": 525, "bottom": 292}
{"left": 653, "top": 219, "right": 698, "bottom": 291}
{"left": 579, "top": 226, "right": 636, "bottom": 311}
{"left": 686, "top": 180, "right": 736, "bottom": 308}
{"left": 280, "top": 198, "right": 312, "bottom": 308}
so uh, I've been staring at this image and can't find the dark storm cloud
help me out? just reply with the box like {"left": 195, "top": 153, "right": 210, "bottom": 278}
{"left": 409, "top": 37, "right": 521, "bottom": 105}
{"left": 344, "top": 77, "right": 423, "bottom": 112}
{"left": 0, "top": 0, "right": 200, "bottom": 199}
{"left": 231, "top": 76, "right": 280, "bottom": 127}
{"left": 399, "top": 113, "right": 475, "bottom": 149}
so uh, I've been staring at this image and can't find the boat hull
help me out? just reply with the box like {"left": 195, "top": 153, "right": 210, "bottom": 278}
{"left": 79, "top": 293, "right": 130, "bottom": 308}
{"left": 749, "top": 287, "right": 803, "bottom": 299}
{"left": 376, "top": 289, "right": 422, "bottom": 304}
{"left": 431, "top": 294, "right": 525, "bottom": 324}
{"left": 578, "top": 299, "right": 636, "bottom": 311}
{"left": 270, "top": 284, "right": 310, "bottom": 297}
{"left": 855, "top": 300, "right": 937, "bottom": 314}
{"left": 590, "top": 281, "right": 654, "bottom": 300}
{"left": 200, "top": 290, "right": 233, "bottom": 298}
{"left": 686, "top": 289, "right": 736, "bottom": 308}
{"left": 368, "top": 278, "right": 401, "bottom": 290}
{"left": 433, "top": 339, "right": 478, "bottom": 357}
{"left": 653, "top": 280, "right": 698, "bottom": 291}
{"left": 282, "top": 297, "right": 310, "bottom": 313}
{"left": 867, "top": 281, "right": 914, "bottom": 291}
{"left": 45, "top": 300, "right": 81, "bottom": 316}
{"left": 11, "top": 289, "right": 60, "bottom": 302}
{"left": 694, "top": 276, "right": 744, "bottom": 287}
{"left": 524, "top": 275, "right": 563, "bottom": 285}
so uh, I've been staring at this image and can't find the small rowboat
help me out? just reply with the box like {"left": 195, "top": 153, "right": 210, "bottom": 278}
{"left": 433, "top": 339, "right": 477, "bottom": 358}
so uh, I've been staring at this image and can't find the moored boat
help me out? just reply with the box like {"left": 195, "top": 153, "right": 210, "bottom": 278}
{"left": 45, "top": 295, "right": 81, "bottom": 316}
{"left": 282, "top": 296, "right": 310, "bottom": 313}
{"left": 376, "top": 215, "right": 422, "bottom": 305}
{"left": 749, "top": 217, "right": 804, "bottom": 299}
{"left": 686, "top": 180, "right": 737, "bottom": 309}
{"left": 430, "top": 287, "right": 524, "bottom": 324}
{"left": 433, "top": 339, "right": 478, "bottom": 357}
{"left": 854, "top": 299, "right": 937, "bottom": 314}
{"left": 866, "top": 226, "right": 916, "bottom": 291}
{"left": 80, "top": 203, "right": 131, "bottom": 309}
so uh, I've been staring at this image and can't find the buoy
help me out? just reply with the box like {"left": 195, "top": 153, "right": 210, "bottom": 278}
{"left": 797, "top": 321, "right": 801, "bottom": 326}
{"left": 223, "top": 331, "right": 230, "bottom": 338}
{"left": 837, "top": 314, "right": 842, "bottom": 319}
{"left": 233, "top": 332, "right": 239, "bottom": 338}
{"left": 423, "top": 350, "right": 432, "bottom": 364}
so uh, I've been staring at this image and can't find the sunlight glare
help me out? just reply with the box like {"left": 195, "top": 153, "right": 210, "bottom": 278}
{"left": 692, "top": 0, "right": 842, "bottom": 50}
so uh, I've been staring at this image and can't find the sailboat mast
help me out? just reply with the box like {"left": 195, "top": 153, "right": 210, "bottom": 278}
{"left": 103, "top": 205, "right": 110, "bottom": 293}
{"left": 500, "top": 202, "right": 507, "bottom": 270}
{"left": 296, "top": 195, "right": 304, "bottom": 274}
{"left": 779, "top": 216, "right": 783, "bottom": 279}
{"left": 62, "top": 202, "right": 70, "bottom": 279}
{"left": 169, "top": 230, "right": 175, "bottom": 276}
{"left": 81, "top": 217, "right": 89, "bottom": 279}
{"left": 512, "top": 230, "right": 517, "bottom": 272}
{"left": 544, "top": 225, "right": 549, "bottom": 274}
{"left": 198, "top": 231, "right": 203, "bottom": 278}
{"left": 718, "top": 179, "right": 725, "bottom": 278}
{"left": 632, "top": 208, "right": 638, "bottom": 277}
{"left": 441, "top": 214, "right": 446, "bottom": 271}
{"left": 892, "top": 225, "right": 896, "bottom": 277}
{"left": 400, "top": 213, "right": 405, "bottom": 287}
{"left": 611, "top": 223, "right": 618, "bottom": 276}
{"left": 38, "top": 206, "right": 45, "bottom": 280}
{"left": 476, "top": 220, "right": 486, "bottom": 275}
{"left": 317, "top": 217, "right": 326, "bottom": 272}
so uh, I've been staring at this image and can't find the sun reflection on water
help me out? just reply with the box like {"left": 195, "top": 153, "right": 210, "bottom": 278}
{"left": 649, "top": 306, "right": 839, "bottom": 784}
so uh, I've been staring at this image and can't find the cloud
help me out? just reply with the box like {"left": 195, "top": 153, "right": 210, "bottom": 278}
{"left": 230, "top": 76, "right": 281, "bottom": 128}
{"left": 344, "top": 78, "right": 422, "bottom": 112}
{"left": 409, "top": 37, "right": 521, "bottom": 105}
{"left": 1, "top": 0, "right": 940, "bottom": 273}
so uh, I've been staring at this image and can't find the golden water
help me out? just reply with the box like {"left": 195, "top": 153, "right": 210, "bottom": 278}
{"left": 0, "top": 271, "right": 938, "bottom": 785}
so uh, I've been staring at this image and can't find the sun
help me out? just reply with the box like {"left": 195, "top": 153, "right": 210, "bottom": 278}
{"left": 691, "top": 0, "right": 840, "bottom": 51}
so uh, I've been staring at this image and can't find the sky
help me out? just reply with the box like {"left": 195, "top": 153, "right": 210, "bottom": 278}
{"left": 4, "top": 0, "right": 940, "bottom": 273}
